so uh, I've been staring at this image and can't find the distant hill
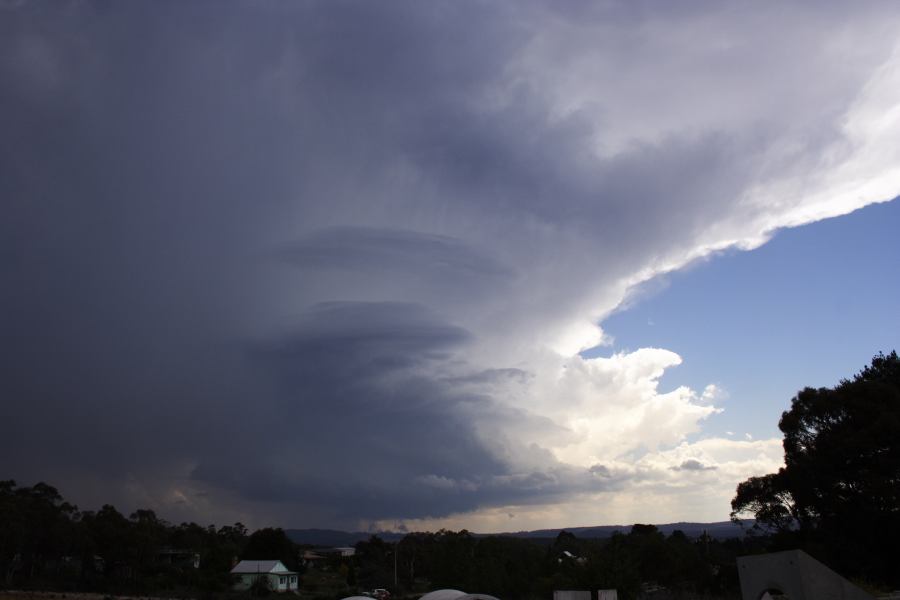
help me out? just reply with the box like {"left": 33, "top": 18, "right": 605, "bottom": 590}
{"left": 286, "top": 520, "right": 754, "bottom": 546}
{"left": 499, "top": 520, "right": 753, "bottom": 540}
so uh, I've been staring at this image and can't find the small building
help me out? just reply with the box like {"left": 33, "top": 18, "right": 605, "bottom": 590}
{"left": 301, "top": 549, "right": 326, "bottom": 567}
{"left": 231, "top": 560, "right": 299, "bottom": 593}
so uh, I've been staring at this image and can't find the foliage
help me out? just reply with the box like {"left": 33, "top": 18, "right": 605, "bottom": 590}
{"left": 731, "top": 351, "right": 900, "bottom": 586}
{"left": 0, "top": 481, "right": 78, "bottom": 587}
{"left": 1, "top": 476, "right": 762, "bottom": 600}
{"left": 349, "top": 525, "right": 748, "bottom": 600}
{"left": 0, "top": 480, "right": 255, "bottom": 594}
{"left": 354, "top": 535, "right": 395, "bottom": 592}
{"left": 243, "top": 528, "right": 299, "bottom": 571}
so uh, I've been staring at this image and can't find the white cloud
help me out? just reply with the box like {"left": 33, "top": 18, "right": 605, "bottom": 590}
{"left": 532, "top": 349, "right": 721, "bottom": 467}
{"left": 701, "top": 384, "right": 727, "bottom": 403}
{"left": 379, "top": 437, "right": 783, "bottom": 532}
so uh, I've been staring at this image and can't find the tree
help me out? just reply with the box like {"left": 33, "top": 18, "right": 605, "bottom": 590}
{"left": 591, "top": 532, "right": 639, "bottom": 600}
{"left": 82, "top": 504, "right": 134, "bottom": 578}
{"left": 731, "top": 351, "right": 900, "bottom": 585}
{"left": 0, "top": 481, "right": 80, "bottom": 585}
{"left": 242, "top": 528, "right": 298, "bottom": 571}
{"left": 355, "top": 535, "right": 394, "bottom": 591}
{"left": 130, "top": 509, "right": 168, "bottom": 576}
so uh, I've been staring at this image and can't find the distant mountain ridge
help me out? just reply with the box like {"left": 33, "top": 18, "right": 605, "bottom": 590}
{"left": 286, "top": 520, "right": 754, "bottom": 546}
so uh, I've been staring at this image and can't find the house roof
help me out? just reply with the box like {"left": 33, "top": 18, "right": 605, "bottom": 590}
{"left": 231, "top": 560, "right": 296, "bottom": 574}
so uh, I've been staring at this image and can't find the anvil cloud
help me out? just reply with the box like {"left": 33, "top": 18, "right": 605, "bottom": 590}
{"left": 2, "top": 1, "right": 899, "bottom": 530}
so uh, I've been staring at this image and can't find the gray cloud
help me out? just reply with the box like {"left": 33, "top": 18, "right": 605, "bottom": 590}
{"left": 671, "top": 459, "right": 718, "bottom": 472}
{"left": 2, "top": 1, "right": 898, "bottom": 528}
{"left": 590, "top": 465, "right": 612, "bottom": 478}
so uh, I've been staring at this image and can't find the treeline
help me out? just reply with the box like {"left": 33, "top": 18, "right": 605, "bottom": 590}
{"left": 353, "top": 527, "right": 766, "bottom": 600}
{"left": 0, "top": 480, "right": 297, "bottom": 595}
{"left": 1, "top": 478, "right": 777, "bottom": 600}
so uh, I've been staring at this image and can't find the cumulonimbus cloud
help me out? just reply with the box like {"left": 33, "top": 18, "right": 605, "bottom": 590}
{"left": 1, "top": 1, "right": 899, "bottom": 529}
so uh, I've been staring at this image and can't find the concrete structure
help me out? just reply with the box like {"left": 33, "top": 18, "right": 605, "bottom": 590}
{"left": 737, "top": 549, "right": 873, "bottom": 600}
{"left": 597, "top": 591, "right": 618, "bottom": 600}
{"left": 231, "top": 559, "right": 299, "bottom": 593}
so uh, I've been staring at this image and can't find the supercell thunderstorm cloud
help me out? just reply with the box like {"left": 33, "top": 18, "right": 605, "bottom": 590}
{"left": 2, "top": 1, "right": 900, "bottom": 530}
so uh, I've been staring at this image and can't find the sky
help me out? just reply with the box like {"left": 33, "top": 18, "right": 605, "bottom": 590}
{"left": 594, "top": 198, "right": 900, "bottom": 443}
{"left": 2, "top": 1, "right": 900, "bottom": 533}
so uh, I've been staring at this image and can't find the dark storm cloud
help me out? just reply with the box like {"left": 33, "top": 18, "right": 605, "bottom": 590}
{"left": 2, "top": 0, "right": 898, "bottom": 528}
{"left": 281, "top": 228, "right": 514, "bottom": 283}
{"left": 252, "top": 301, "right": 470, "bottom": 386}
{"left": 0, "top": 0, "right": 566, "bottom": 525}
{"left": 189, "top": 301, "right": 601, "bottom": 520}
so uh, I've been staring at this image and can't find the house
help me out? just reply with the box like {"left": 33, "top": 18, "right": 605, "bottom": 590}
{"left": 231, "top": 560, "right": 299, "bottom": 593}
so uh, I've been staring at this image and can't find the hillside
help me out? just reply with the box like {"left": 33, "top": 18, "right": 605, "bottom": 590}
{"left": 286, "top": 519, "right": 754, "bottom": 546}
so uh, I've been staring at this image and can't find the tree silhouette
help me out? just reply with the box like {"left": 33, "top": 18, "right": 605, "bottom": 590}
{"left": 731, "top": 351, "right": 900, "bottom": 586}
{"left": 242, "top": 528, "right": 298, "bottom": 571}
